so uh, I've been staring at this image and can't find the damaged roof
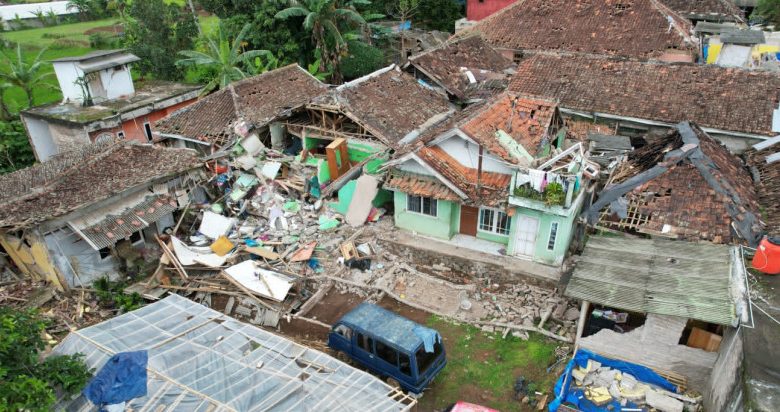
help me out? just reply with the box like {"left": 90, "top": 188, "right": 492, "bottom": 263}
{"left": 510, "top": 52, "right": 780, "bottom": 137}
{"left": 0, "top": 141, "right": 200, "bottom": 228}
{"left": 745, "top": 139, "right": 780, "bottom": 235}
{"left": 585, "top": 122, "right": 763, "bottom": 246}
{"left": 416, "top": 145, "right": 512, "bottom": 207}
{"left": 466, "top": 0, "right": 695, "bottom": 59}
{"left": 566, "top": 235, "right": 739, "bottom": 326}
{"left": 309, "top": 66, "right": 453, "bottom": 147}
{"left": 659, "top": 0, "right": 743, "bottom": 21}
{"left": 460, "top": 94, "right": 558, "bottom": 161}
{"left": 156, "top": 65, "right": 327, "bottom": 145}
{"left": 406, "top": 35, "right": 514, "bottom": 100}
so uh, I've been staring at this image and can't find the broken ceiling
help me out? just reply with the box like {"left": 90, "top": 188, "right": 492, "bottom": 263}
{"left": 585, "top": 122, "right": 763, "bottom": 245}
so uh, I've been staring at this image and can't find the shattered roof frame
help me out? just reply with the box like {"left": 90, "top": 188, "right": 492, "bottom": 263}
{"left": 565, "top": 235, "right": 739, "bottom": 326}
{"left": 53, "top": 294, "right": 416, "bottom": 411}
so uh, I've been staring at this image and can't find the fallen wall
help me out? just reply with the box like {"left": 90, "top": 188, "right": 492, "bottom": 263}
{"left": 578, "top": 314, "right": 718, "bottom": 391}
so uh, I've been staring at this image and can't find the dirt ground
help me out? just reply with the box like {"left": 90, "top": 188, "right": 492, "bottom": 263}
{"left": 269, "top": 289, "right": 562, "bottom": 412}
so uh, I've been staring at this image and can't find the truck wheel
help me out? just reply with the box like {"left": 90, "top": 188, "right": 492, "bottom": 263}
{"left": 386, "top": 377, "right": 401, "bottom": 389}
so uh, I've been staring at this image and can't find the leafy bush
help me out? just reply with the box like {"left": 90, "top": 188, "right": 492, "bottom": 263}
{"left": 341, "top": 41, "right": 385, "bottom": 80}
{"left": 0, "top": 308, "right": 92, "bottom": 411}
{"left": 89, "top": 32, "right": 122, "bottom": 49}
{"left": 544, "top": 182, "right": 565, "bottom": 206}
{"left": 50, "top": 39, "right": 88, "bottom": 49}
{"left": 93, "top": 276, "right": 144, "bottom": 312}
{"left": 41, "top": 33, "right": 66, "bottom": 39}
{"left": 0, "top": 119, "right": 35, "bottom": 174}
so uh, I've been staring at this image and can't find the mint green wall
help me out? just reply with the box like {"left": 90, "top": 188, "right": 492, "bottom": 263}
{"left": 393, "top": 191, "right": 457, "bottom": 240}
{"left": 507, "top": 207, "right": 576, "bottom": 266}
{"left": 476, "top": 229, "right": 510, "bottom": 245}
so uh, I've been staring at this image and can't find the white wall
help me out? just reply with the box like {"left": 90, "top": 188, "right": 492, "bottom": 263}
{"left": 98, "top": 65, "right": 134, "bottom": 100}
{"left": 22, "top": 115, "right": 58, "bottom": 161}
{"left": 52, "top": 62, "right": 85, "bottom": 103}
{"left": 396, "top": 158, "right": 434, "bottom": 176}
{"left": 437, "top": 135, "right": 514, "bottom": 174}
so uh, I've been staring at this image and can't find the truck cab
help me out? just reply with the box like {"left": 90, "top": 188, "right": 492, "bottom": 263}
{"left": 327, "top": 303, "right": 447, "bottom": 394}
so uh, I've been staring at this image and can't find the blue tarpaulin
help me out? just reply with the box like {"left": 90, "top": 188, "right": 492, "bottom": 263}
{"left": 413, "top": 324, "right": 441, "bottom": 353}
{"left": 548, "top": 349, "right": 677, "bottom": 412}
{"left": 84, "top": 351, "right": 148, "bottom": 407}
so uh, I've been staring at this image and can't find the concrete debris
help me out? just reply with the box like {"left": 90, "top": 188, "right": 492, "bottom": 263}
{"left": 646, "top": 390, "right": 685, "bottom": 412}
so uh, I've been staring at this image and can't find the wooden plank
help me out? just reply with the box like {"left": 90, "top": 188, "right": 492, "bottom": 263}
{"left": 245, "top": 246, "right": 280, "bottom": 261}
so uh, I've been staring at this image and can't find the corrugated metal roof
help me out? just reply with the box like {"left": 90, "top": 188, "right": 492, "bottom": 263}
{"left": 565, "top": 236, "right": 737, "bottom": 326}
{"left": 77, "top": 195, "right": 177, "bottom": 250}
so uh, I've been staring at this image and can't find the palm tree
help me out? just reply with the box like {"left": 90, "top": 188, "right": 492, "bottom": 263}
{"left": 0, "top": 82, "right": 14, "bottom": 120}
{"left": 176, "top": 23, "right": 273, "bottom": 94}
{"left": 276, "top": 0, "right": 367, "bottom": 83}
{"left": 0, "top": 45, "right": 53, "bottom": 109}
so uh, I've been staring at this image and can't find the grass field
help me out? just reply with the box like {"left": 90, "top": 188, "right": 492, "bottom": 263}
{"left": 0, "top": 14, "right": 217, "bottom": 113}
{"left": 419, "top": 316, "right": 560, "bottom": 412}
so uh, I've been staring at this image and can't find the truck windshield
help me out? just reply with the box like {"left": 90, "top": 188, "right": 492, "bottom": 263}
{"left": 415, "top": 340, "right": 443, "bottom": 376}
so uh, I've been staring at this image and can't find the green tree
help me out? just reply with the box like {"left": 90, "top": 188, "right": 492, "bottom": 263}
{"left": 340, "top": 40, "right": 384, "bottom": 79}
{"left": 0, "top": 119, "right": 35, "bottom": 173}
{"left": 66, "top": 0, "right": 94, "bottom": 21}
{"left": 0, "top": 45, "right": 53, "bottom": 109}
{"left": 0, "top": 307, "right": 92, "bottom": 410}
{"left": 753, "top": 0, "right": 780, "bottom": 27}
{"left": 177, "top": 23, "right": 273, "bottom": 93}
{"left": 276, "top": 0, "right": 368, "bottom": 83}
{"left": 125, "top": 0, "right": 198, "bottom": 81}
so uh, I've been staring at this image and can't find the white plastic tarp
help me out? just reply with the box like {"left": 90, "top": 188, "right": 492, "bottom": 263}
{"left": 223, "top": 260, "right": 294, "bottom": 302}
{"left": 171, "top": 236, "right": 230, "bottom": 267}
{"left": 199, "top": 211, "right": 235, "bottom": 239}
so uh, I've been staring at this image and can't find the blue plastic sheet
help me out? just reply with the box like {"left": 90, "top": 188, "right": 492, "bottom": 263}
{"left": 548, "top": 349, "right": 677, "bottom": 412}
{"left": 413, "top": 325, "right": 441, "bottom": 353}
{"left": 84, "top": 351, "right": 148, "bottom": 407}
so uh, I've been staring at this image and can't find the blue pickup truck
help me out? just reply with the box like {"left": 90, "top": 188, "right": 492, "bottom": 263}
{"left": 327, "top": 303, "right": 447, "bottom": 394}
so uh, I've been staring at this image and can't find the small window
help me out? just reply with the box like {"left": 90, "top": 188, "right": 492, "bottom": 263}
{"left": 143, "top": 122, "right": 153, "bottom": 141}
{"left": 334, "top": 324, "right": 352, "bottom": 340}
{"left": 415, "top": 340, "right": 444, "bottom": 375}
{"left": 117, "top": 131, "right": 125, "bottom": 139}
{"left": 98, "top": 247, "right": 111, "bottom": 260}
{"left": 547, "top": 222, "right": 558, "bottom": 250}
{"left": 375, "top": 340, "right": 398, "bottom": 366}
{"left": 129, "top": 231, "right": 143, "bottom": 244}
{"left": 399, "top": 352, "right": 412, "bottom": 376}
{"left": 357, "top": 333, "right": 374, "bottom": 354}
{"left": 479, "top": 208, "right": 510, "bottom": 236}
{"left": 407, "top": 195, "right": 437, "bottom": 217}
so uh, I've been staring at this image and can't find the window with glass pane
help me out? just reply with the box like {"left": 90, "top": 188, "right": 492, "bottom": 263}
{"left": 422, "top": 197, "right": 437, "bottom": 216}
{"left": 479, "top": 208, "right": 510, "bottom": 235}
{"left": 407, "top": 194, "right": 437, "bottom": 216}
{"left": 375, "top": 340, "right": 398, "bottom": 366}
{"left": 408, "top": 195, "right": 422, "bottom": 213}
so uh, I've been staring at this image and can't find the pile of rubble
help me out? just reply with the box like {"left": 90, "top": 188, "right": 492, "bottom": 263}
{"left": 571, "top": 359, "right": 702, "bottom": 412}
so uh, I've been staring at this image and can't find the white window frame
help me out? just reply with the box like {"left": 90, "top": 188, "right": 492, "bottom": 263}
{"left": 406, "top": 194, "right": 438, "bottom": 217}
{"left": 547, "top": 222, "right": 559, "bottom": 250}
{"left": 143, "top": 122, "right": 153, "bottom": 141}
{"left": 478, "top": 207, "right": 510, "bottom": 236}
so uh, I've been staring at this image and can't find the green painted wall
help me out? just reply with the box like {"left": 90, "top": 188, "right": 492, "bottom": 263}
{"left": 392, "top": 191, "right": 458, "bottom": 240}
{"left": 476, "top": 228, "right": 510, "bottom": 245}
{"left": 506, "top": 207, "right": 576, "bottom": 266}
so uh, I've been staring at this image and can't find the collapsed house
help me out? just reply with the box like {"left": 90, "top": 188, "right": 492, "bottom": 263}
{"left": 565, "top": 235, "right": 750, "bottom": 411}
{"left": 21, "top": 50, "right": 201, "bottom": 161}
{"left": 585, "top": 122, "right": 763, "bottom": 246}
{"left": 464, "top": 0, "right": 697, "bottom": 62}
{"left": 0, "top": 140, "right": 202, "bottom": 290}
{"left": 509, "top": 52, "right": 780, "bottom": 152}
{"left": 746, "top": 135, "right": 780, "bottom": 235}
{"left": 52, "top": 294, "right": 416, "bottom": 411}
{"left": 384, "top": 93, "right": 597, "bottom": 267}
{"left": 404, "top": 35, "right": 515, "bottom": 102}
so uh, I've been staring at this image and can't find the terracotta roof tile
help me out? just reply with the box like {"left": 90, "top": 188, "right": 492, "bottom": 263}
{"left": 746, "top": 146, "right": 780, "bottom": 234}
{"left": 468, "top": 0, "right": 694, "bottom": 59}
{"left": 461, "top": 94, "right": 557, "bottom": 161}
{"left": 156, "top": 65, "right": 326, "bottom": 145}
{"left": 418, "top": 146, "right": 511, "bottom": 207}
{"left": 384, "top": 170, "right": 461, "bottom": 202}
{"left": 311, "top": 67, "right": 453, "bottom": 147}
{"left": 0, "top": 142, "right": 200, "bottom": 228}
{"left": 593, "top": 122, "right": 762, "bottom": 244}
{"left": 510, "top": 53, "right": 780, "bottom": 136}
{"left": 407, "top": 35, "right": 514, "bottom": 99}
